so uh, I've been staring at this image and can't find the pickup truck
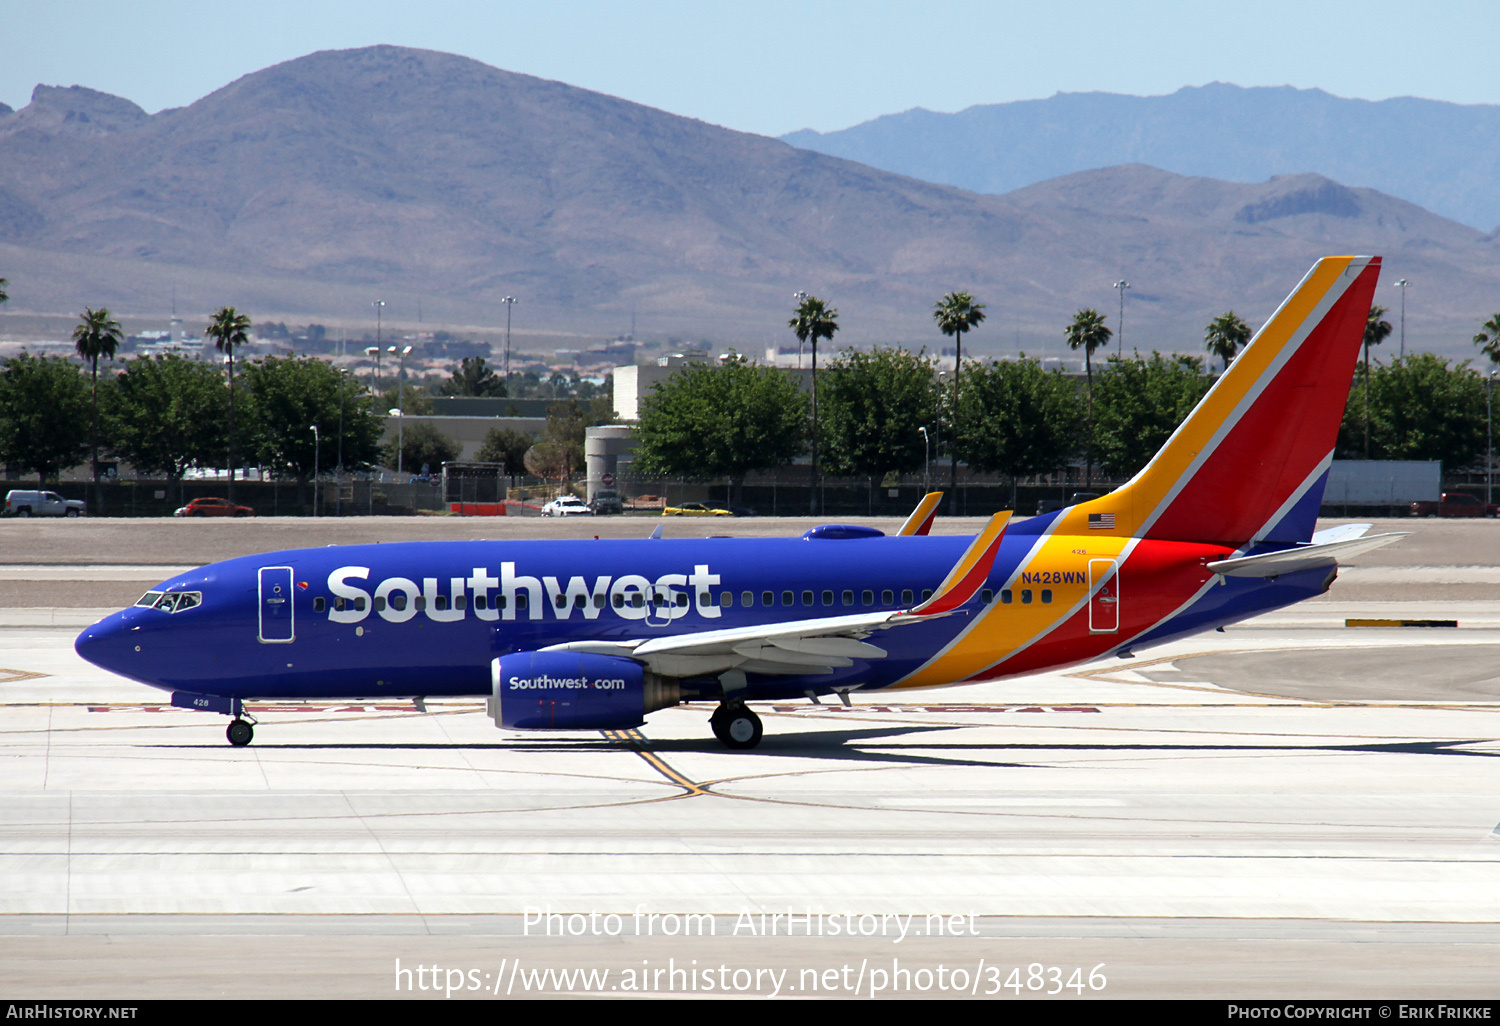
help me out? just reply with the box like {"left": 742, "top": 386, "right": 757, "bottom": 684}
{"left": 4, "top": 489, "right": 87, "bottom": 517}
{"left": 1409, "top": 493, "right": 1498, "bottom": 518}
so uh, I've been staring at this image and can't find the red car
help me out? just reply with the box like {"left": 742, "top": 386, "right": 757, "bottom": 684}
{"left": 174, "top": 497, "right": 255, "bottom": 518}
{"left": 1409, "top": 493, "right": 1498, "bottom": 518}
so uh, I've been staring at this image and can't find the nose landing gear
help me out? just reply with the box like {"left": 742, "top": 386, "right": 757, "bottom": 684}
{"left": 709, "top": 702, "right": 763, "bottom": 749}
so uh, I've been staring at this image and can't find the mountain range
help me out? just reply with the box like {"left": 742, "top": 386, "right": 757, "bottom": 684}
{"left": 1, "top": 49, "right": 1497, "bottom": 360}
{"left": 783, "top": 83, "right": 1500, "bottom": 234}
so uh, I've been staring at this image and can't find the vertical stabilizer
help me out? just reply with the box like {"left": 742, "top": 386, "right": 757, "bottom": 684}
{"left": 1071, "top": 256, "right": 1380, "bottom": 548}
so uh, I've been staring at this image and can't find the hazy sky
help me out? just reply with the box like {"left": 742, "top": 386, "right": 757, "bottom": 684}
{"left": 2, "top": 0, "right": 1495, "bottom": 136}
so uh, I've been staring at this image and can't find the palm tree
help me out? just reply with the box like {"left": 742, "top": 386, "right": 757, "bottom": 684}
{"left": 205, "top": 307, "right": 252, "bottom": 501}
{"left": 1362, "top": 305, "right": 1393, "bottom": 458}
{"left": 72, "top": 307, "right": 123, "bottom": 509}
{"left": 933, "top": 291, "right": 986, "bottom": 513}
{"left": 1204, "top": 311, "right": 1251, "bottom": 373}
{"left": 1473, "top": 313, "right": 1500, "bottom": 368}
{"left": 1065, "top": 308, "right": 1112, "bottom": 487}
{"left": 788, "top": 294, "right": 839, "bottom": 515}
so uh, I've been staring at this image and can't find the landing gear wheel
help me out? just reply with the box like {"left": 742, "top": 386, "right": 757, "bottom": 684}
{"left": 226, "top": 719, "right": 254, "bottom": 747}
{"left": 710, "top": 703, "right": 763, "bottom": 750}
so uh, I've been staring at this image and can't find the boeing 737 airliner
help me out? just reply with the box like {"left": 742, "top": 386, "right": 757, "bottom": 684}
{"left": 76, "top": 256, "right": 1403, "bottom": 748}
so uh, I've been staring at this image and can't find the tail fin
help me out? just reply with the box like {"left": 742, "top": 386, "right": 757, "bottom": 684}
{"left": 1072, "top": 255, "right": 1380, "bottom": 548}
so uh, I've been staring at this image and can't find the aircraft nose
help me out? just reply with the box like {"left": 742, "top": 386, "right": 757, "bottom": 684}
{"left": 75, "top": 608, "right": 145, "bottom": 675}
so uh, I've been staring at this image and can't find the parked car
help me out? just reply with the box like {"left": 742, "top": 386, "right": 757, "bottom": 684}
{"left": 173, "top": 497, "right": 255, "bottom": 518}
{"left": 542, "top": 495, "right": 594, "bottom": 517}
{"left": 589, "top": 489, "right": 624, "bottom": 515}
{"left": 1409, "top": 493, "right": 1498, "bottom": 518}
{"left": 663, "top": 501, "right": 733, "bottom": 517}
{"left": 4, "top": 490, "right": 86, "bottom": 517}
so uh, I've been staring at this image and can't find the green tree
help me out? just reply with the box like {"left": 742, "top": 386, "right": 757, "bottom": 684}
{"left": 1064, "top": 308, "right": 1112, "bottom": 485}
{"left": 387, "top": 421, "right": 460, "bottom": 478}
{"left": 0, "top": 354, "right": 91, "bottom": 483}
{"left": 1337, "top": 354, "right": 1486, "bottom": 469}
{"left": 789, "top": 294, "right": 839, "bottom": 514}
{"left": 1093, "top": 353, "right": 1212, "bottom": 479}
{"left": 634, "top": 360, "right": 809, "bottom": 505}
{"left": 933, "top": 291, "right": 986, "bottom": 510}
{"left": 71, "top": 307, "right": 123, "bottom": 506}
{"left": 439, "top": 356, "right": 506, "bottom": 397}
{"left": 0, "top": 278, "right": 8, "bottom": 305}
{"left": 242, "top": 356, "right": 383, "bottom": 488}
{"left": 821, "top": 346, "right": 938, "bottom": 509}
{"left": 476, "top": 427, "right": 535, "bottom": 487}
{"left": 1204, "top": 311, "right": 1252, "bottom": 372}
{"left": 205, "top": 307, "right": 251, "bottom": 500}
{"left": 1361, "top": 305, "right": 1394, "bottom": 457}
{"left": 379, "top": 384, "right": 434, "bottom": 415}
{"left": 1472, "top": 313, "right": 1500, "bottom": 369}
{"left": 110, "top": 354, "right": 230, "bottom": 502}
{"left": 956, "top": 357, "right": 1085, "bottom": 507}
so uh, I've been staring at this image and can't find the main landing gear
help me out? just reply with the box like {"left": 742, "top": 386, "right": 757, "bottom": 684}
{"left": 709, "top": 701, "right": 763, "bottom": 750}
{"left": 226, "top": 718, "right": 254, "bottom": 747}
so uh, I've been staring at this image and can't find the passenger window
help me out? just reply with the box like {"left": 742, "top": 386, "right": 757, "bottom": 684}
{"left": 1041, "top": 589, "right": 1053, "bottom": 604}
{"left": 1001, "top": 590, "right": 1012, "bottom": 604}
{"left": 676, "top": 593, "right": 688, "bottom": 608}
{"left": 802, "top": 590, "right": 814, "bottom": 606}
{"left": 882, "top": 589, "right": 894, "bottom": 605}
{"left": 414, "top": 597, "right": 427, "bottom": 611}
{"left": 720, "top": 592, "right": 733, "bottom": 608}
{"left": 921, "top": 589, "right": 933, "bottom": 601}
{"left": 498, "top": 595, "right": 508, "bottom": 609}
{"left": 516, "top": 594, "right": 528, "bottom": 610}
{"left": 374, "top": 596, "right": 387, "bottom": 612}
{"left": 612, "top": 594, "right": 624, "bottom": 608}
{"left": 630, "top": 594, "right": 643, "bottom": 608}
{"left": 317, "top": 598, "right": 328, "bottom": 612}
{"left": 355, "top": 597, "right": 366, "bottom": 611}
{"left": 901, "top": 589, "right": 914, "bottom": 605}
{"left": 841, "top": 590, "right": 853, "bottom": 606}
{"left": 862, "top": 589, "right": 873, "bottom": 605}
{"left": 435, "top": 596, "right": 449, "bottom": 611}
{"left": 1021, "top": 589, "right": 1033, "bottom": 604}
{"left": 390, "top": 595, "right": 407, "bottom": 611}
{"left": 981, "top": 589, "right": 993, "bottom": 605}
{"left": 475, "top": 595, "right": 488, "bottom": 610}
{"left": 782, "top": 591, "right": 794, "bottom": 606}
{"left": 822, "top": 590, "right": 834, "bottom": 606}
{"left": 742, "top": 591, "right": 754, "bottom": 607}
{"left": 554, "top": 594, "right": 566, "bottom": 609}
{"left": 455, "top": 596, "right": 467, "bottom": 611}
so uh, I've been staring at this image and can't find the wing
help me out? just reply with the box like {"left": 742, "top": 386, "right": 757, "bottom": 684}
{"left": 543, "top": 511, "right": 1012, "bottom": 678}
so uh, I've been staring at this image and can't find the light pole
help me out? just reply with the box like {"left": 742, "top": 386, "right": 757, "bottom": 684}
{"left": 1488, "top": 370, "right": 1496, "bottom": 507}
{"left": 392, "top": 345, "right": 413, "bottom": 475}
{"left": 794, "top": 291, "right": 808, "bottom": 370}
{"left": 1394, "top": 279, "right": 1410, "bottom": 359}
{"left": 311, "top": 425, "right": 320, "bottom": 517}
{"left": 1113, "top": 280, "right": 1131, "bottom": 356}
{"left": 918, "top": 426, "right": 930, "bottom": 494}
{"left": 364, "top": 346, "right": 382, "bottom": 395}
{"left": 336, "top": 369, "right": 345, "bottom": 517}
{"left": 502, "top": 296, "right": 517, "bottom": 388}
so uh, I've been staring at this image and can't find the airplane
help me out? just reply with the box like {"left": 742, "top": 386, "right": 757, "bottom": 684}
{"left": 75, "top": 256, "right": 1405, "bottom": 750}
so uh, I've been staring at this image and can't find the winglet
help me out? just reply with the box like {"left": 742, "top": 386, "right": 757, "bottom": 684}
{"left": 910, "top": 511, "right": 1010, "bottom": 616}
{"left": 897, "top": 492, "right": 944, "bottom": 536}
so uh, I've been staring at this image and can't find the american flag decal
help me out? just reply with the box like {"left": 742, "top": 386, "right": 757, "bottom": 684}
{"left": 1088, "top": 513, "right": 1115, "bottom": 530}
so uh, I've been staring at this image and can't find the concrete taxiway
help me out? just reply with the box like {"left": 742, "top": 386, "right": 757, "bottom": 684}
{"left": 1, "top": 517, "right": 1498, "bottom": 998}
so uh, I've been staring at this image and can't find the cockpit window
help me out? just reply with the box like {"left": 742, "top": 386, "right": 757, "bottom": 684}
{"left": 139, "top": 590, "right": 201, "bottom": 612}
{"left": 136, "top": 591, "right": 164, "bottom": 607}
{"left": 173, "top": 592, "right": 201, "bottom": 612}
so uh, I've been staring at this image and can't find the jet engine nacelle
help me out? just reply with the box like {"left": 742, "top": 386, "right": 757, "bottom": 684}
{"left": 489, "top": 651, "right": 679, "bottom": 730}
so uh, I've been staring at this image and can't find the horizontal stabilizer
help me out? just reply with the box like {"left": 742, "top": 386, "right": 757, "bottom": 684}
{"left": 1206, "top": 533, "right": 1408, "bottom": 578}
